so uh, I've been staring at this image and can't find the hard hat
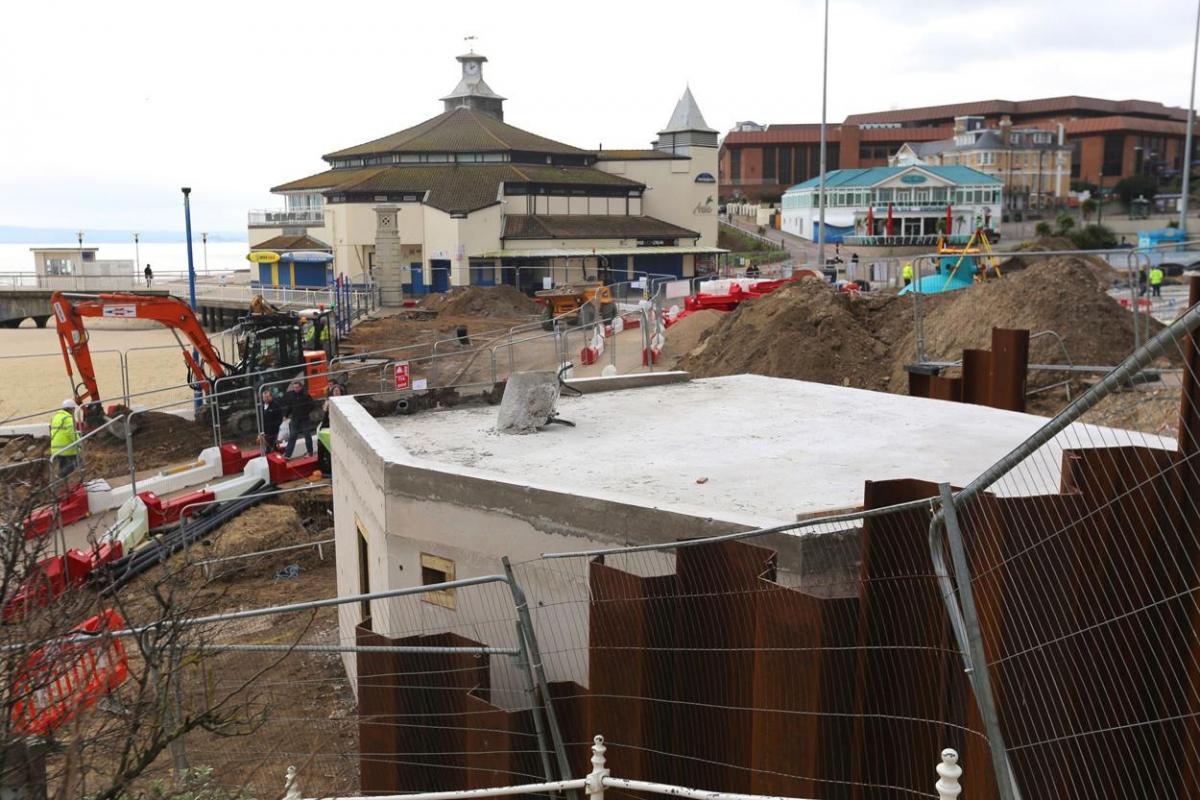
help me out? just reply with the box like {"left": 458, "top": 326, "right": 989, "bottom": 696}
{"left": 62, "top": 399, "right": 77, "bottom": 410}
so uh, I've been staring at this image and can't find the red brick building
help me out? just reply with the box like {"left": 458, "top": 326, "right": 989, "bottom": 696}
{"left": 721, "top": 96, "right": 1191, "bottom": 202}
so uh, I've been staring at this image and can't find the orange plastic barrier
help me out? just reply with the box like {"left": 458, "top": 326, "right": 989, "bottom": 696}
{"left": 11, "top": 609, "right": 129, "bottom": 735}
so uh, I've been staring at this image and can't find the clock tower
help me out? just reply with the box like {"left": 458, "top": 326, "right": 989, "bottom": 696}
{"left": 440, "top": 51, "right": 506, "bottom": 120}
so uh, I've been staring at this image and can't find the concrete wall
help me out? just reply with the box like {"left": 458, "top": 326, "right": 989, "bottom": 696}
{"left": 329, "top": 395, "right": 760, "bottom": 698}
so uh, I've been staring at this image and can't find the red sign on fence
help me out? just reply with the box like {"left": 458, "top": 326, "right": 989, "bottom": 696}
{"left": 393, "top": 361, "right": 411, "bottom": 391}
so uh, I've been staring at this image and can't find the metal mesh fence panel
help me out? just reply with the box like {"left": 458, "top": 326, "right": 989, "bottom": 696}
{"left": 510, "top": 498, "right": 989, "bottom": 800}
{"left": 936, "top": 278, "right": 1200, "bottom": 799}
{"left": 157, "top": 578, "right": 538, "bottom": 799}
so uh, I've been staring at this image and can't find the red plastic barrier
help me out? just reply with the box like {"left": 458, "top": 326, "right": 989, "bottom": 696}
{"left": 140, "top": 489, "right": 215, "bottom": 530}
{"left": 642, "top": 348, "right": 661, "bottom": 366}
{"left": 4, "top": 543, "right": 126, "bottom": 620}
{"left": 11, "top": 609, "right": 130, "bottom": 736}
{"left": 266, "top": 452, "right": 318, "bottom": 484}
{"left": 24, "top": 484, "right": 89, "bottom": 539}
{"left": 579, "top": 346, "right": 598, "bottom": 366}
{"left": 219, "top": 443, "right": 259, "bottom": 476}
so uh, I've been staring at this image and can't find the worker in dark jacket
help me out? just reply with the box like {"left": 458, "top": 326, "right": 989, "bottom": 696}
{"left": 258, "top": 389, "right": 284, "bottom": 454}
{"left": 283, "top": 380, "right": 316, "bottom": 458}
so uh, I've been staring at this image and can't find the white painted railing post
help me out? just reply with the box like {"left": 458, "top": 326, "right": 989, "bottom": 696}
{"left": 936, "top": 748, "right": 962, "bottom": 800}
{"left": 586, "top": 735, "right": 609, "bottom": 800}
{"left": 284, "top": 764, "right": 301, "bottom": 800}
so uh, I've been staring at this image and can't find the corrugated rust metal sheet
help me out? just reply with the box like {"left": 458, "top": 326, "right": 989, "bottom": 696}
{"left": 988, "top": 329, "right": 1029, "bottom": 412}
{"left": 910, "top": 327, "right": 1027, "bottom": 412}
{"left": 961, "top": 348, "right": 992, "bottom": 405}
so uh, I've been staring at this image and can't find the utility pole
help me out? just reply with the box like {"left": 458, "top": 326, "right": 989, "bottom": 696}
{"left": 201, "top": 232, "right": 209, "bottom": 275}
{"left": 133, "top": 232, "right": 141, "bottom": 278}
{"left": 1180, "top": 0, "right": 1200, "bottom": 234}
{"left": 816, "top": 0, "right": 829, "bottom": 269}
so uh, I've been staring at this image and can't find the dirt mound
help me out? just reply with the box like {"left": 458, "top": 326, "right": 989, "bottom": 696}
{"left": 663, "top": 310, "right": 724, "bottom": 365}
{"left": 0, "top": 435, "right": 47, "bottom": 465}
{"left": 886, "top": 258, "right": 1157, "bottom": 389}
{"left": 206, "top": 504, "right": 305, "bottom": 559}
{"left": 678, "top": 260, "right": 1151, "bottom": 398}
{"left": 65, "top": 412, "right": 219, "bottom": 479}
{"left": 422, "top": 286, "right": 540, "bottom": 318}
{"left": 1001, "top": 250, "right": 1123, "bottom": 289}
{"left": 680, "top": 279, "right": 894, "bottom": 390}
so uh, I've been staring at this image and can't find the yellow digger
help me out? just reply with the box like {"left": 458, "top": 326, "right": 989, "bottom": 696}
{"left": 534, "top": 283, "right": 618, "bottom": 330}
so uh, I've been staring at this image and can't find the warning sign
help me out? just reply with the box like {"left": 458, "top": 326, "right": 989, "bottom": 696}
{"left": 102, "top": 305, "right": 138, "bottom": 319}
{"left": 393, "top": 361, "right": 411, "bottom": 391}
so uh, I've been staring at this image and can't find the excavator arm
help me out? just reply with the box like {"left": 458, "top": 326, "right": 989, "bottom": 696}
{"left": 50, "top": 292, "right": 229, "bottom": 413}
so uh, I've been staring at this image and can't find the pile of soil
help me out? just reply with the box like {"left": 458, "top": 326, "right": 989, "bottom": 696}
{"left": 87, "top": 411, "right": 218, "bottom": 478}
{"left": 0, "top": 436, "right": 52, "bottom": 506}
{"left": 679, "top": 260, "right": 1155, "bottom": 397}
{"left": 679, "top": 278, "right": 895, "bottom": 390}
{"left": 421, "top": 286, "right": 540, "bottom": 318}
{"left": 205, "top": 504, "right": 306, "bottom": 559}
{"left": 663, "top": 310, "right": 724, "bottom": 364}
{"left": 1000, "top": 250, "right": 1124, "bottom": 289}
{"left": 343, "top": 312, "right": 530, "bottom": 359}
{"left": 4, "top": 412, "right": 221, "bottom": 481}
{"left": 888, "top": 258, "right": 1159, "bottom": 389}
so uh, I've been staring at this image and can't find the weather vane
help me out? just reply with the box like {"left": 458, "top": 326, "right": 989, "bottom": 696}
{"left": 464, "top": 35, "right": 477, "bottom": 50}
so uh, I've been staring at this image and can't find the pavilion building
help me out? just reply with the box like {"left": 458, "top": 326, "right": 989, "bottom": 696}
{"left": 248, "top": 52, "right": 723, "bottom": 298}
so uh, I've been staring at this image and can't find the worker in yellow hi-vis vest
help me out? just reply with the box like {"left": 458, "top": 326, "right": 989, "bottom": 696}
{"left": 50, "top": 399, "right": 80, "bottom": 478}
{"left": 1149, "top": 266, "right": 1164, "bottom": 298}
{"left": 902, "top": 262, "right": 914, "bottom": 287}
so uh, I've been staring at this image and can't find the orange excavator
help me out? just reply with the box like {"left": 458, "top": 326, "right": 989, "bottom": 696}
{"left": 51, "top": 292, "right": 335, "bottom": 438}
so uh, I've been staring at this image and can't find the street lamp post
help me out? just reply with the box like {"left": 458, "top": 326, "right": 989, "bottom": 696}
{"left": 816, "top": 0, "right": 830, "bottom": 270}
{"left": 133, "top": 232, "right": 140, "bottom": 280}
{"left": 76, "top": 231, "right": 84, "bottom": 284}
{"left": 201, "top": 232, "right": 209, "bottom": 276}
{"left": 1097, "top": 171, "right": 1104, "bottom": 227}
{"left": 182, "top": 188, "right": 200, "bottom": 410}
{"left": 1181, "top": 0, "right": 1200, "bottom": 234}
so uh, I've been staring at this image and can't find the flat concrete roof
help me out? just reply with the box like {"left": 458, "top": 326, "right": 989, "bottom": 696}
{"left": 379, "top": 375, "right": 1174, "bottom": 528}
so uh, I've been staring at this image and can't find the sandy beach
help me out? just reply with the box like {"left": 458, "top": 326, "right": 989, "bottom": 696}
{"left": 0, "top": 319, "right": 200, "bottom": 421}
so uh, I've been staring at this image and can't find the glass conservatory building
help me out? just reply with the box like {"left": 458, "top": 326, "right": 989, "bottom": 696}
{"left": 780, "top": 165, "right": 1003, "bottom": 244}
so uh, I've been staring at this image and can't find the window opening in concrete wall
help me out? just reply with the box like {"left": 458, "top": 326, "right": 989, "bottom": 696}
{"left": 421, "top": 553, "right": 457, "bottom": 610}
{"left": 356, "top": 516, "right": 371, "bottom": 627}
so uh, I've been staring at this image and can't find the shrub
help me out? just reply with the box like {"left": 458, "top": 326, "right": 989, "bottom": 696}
{"left": 1055, "top": 213, "right": 1075, "bottom": 234}
{"left": 1069, "top": 224, "right": 1118, "bottom": 251}
{"left": 1114, "top": 174, "right": 1158, "bottom": 207}
{"left": 1035, "top": 221, "right": 1052, "bottom": 237}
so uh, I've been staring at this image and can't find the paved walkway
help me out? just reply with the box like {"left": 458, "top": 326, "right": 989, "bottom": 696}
{"left": 723, "top": 216, "right": 820, "bottom": 265}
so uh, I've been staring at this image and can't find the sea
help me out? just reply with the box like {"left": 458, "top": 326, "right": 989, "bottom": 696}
{"left": 0, "top": 240, "right": 251, "bottom": 275}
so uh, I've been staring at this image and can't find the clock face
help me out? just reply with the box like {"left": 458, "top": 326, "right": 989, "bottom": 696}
{"left": 465, "top": 61, "right": 479, "bottom": 76}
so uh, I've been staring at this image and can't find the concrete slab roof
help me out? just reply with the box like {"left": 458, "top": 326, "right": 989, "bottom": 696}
{"left": 377, "top": 375, "right": 1174, "bottom": 528}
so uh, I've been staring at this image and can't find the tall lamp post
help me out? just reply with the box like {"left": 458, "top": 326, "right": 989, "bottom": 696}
{"left": 816, "top": 0, "right": 830, "bottom": 270}
{"left": 201, "top": 232, "right": 209, "bottom": 276}
{"left": 76, "top": 231, "right": 84, "bottom": 278}
{"left": 133, "top": 232, "right": 141, "bottom": 280}
{"left": 1180, "top": 0, "right": 1200, "bottom": 234}
{"left": 182, "top": 188, "right": 200, "bottom": 410}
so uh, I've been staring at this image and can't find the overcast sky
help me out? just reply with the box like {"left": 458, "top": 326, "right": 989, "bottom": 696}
{"left": 1, "top": 0, "right": 1196, "bottom": 233}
